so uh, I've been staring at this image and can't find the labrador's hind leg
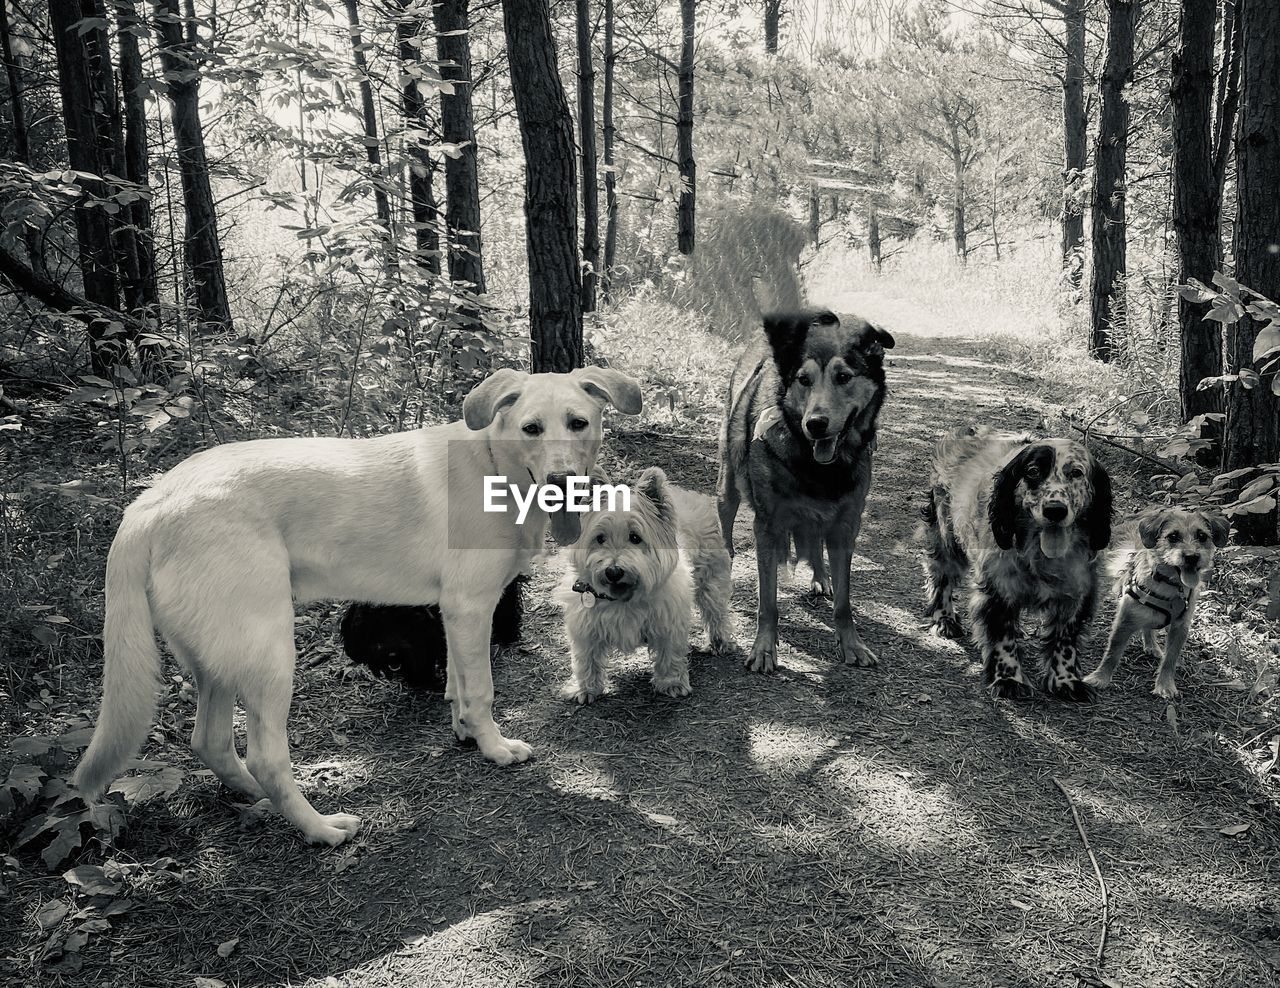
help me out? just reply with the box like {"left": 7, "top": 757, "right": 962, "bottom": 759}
{"left": 187, "top": 661, "right": 266, "bottom": 801}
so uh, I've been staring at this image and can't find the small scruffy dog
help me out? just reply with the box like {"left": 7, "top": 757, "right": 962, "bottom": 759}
{"left": 558, "top": 467, "right": 733, "bottom": 704}
{"left": 1085, "top": 506, "right": 1229, "bottom": 699}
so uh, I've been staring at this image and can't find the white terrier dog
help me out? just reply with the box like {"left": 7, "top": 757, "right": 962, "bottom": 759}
{"left": 559, "top": 468, "right": 733, "bottom": 703}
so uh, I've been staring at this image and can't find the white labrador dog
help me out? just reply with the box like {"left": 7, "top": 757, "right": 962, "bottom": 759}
{"left": 74, "top": 367, "right": 641, "bottom": 846}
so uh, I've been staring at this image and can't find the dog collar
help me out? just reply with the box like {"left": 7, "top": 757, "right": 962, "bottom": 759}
{"left": 572, "top": 579, "right": 616, "bottom": 608}
{"left": 1124, "top": 564, "right": 1190, "bottom": 629}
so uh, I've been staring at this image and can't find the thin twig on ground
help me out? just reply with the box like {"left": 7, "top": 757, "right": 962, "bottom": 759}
{"left": 1052, "top": 776, "right": 1111, "bottom": 969}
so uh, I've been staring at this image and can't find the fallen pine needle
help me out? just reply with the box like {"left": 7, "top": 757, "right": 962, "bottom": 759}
{"left": 1052, "top": 776, "right": 1110, "bottom": 969}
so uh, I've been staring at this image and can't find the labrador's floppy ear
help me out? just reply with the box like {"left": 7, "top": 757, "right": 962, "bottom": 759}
{"left": 988, "top": 448, "right": 1029, "bottom": 550}
{"left": 572, "top": 366, "right": 643, "bottom": 415}
{"left": 1137, "top": 507, "right": 1169, "bottom": 549}
{"left": 462, "top": 367, "right": 528, "bottom": 430}
{"left": 1081, "top": 459, "right": 1114, "bottom": 552}
{"left": 1205, "top": 510, "right": 1231, "bottom": 547}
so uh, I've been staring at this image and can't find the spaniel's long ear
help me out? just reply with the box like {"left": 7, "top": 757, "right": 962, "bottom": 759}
{"left": 1205, "top": 510, "right": 1231, "bottom": 547}
{"left": 988, "top": 452, "right": 1025, "bottom": 550}
{"left": 463, "top": 368, "right": 528, "bottom": 430}
{"left": 1082, "top": 460, "right": 1114, "bottom": 552}
{"left": 1137, "top": 508, "right": 1168, "bottom": 549}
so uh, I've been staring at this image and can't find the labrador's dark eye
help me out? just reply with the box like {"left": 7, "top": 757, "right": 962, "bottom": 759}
{"left": 595, "top": 532, "right": 607, "bottom": 545}
{"left": 568, "top": 417, "right": 590, "bottom": 432}
{"left": 834, "top": 371, "right": 852, "bottom": 386}
{"left": 522, "top": 422, "right": 543, "bottom": 436}
{"left": 628, "top": 532, "right": 643, "bottom": 545}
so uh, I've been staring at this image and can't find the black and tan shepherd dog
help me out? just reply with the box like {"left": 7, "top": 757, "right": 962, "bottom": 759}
{"left": 717, "top": 308, "right": 894, "bottom": 673}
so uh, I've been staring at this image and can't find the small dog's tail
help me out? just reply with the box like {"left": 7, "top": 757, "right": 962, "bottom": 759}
{"left": 74, "top": 518, "right": 161, "bottom": 800}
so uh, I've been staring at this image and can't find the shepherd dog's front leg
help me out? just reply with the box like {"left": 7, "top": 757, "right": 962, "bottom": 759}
{"left": 441, "top": 595, "right": 532, "bottom": 765}
{"left": 827, "top": 525, "right": 876, "bottom": 667}
{"left": 747, "top": 514, "right": 780, "bottom": 673}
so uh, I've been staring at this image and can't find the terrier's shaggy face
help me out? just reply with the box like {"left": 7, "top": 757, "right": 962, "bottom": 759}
{"left": 1138, "top": 506, "right": 1230, "bottom": 589}
{"left": 571, "top": 469, "right": 680, "bottom": 603}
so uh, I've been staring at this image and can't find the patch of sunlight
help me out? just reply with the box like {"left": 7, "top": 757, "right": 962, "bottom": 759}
{"left": 748, "top": 720, "right": 836, "bottom": 778}
{"left": 546, "top": 753, "right": 623, "bottom": 804}
{"left": 298, "top": 757, "right": 373, "bottom": 795}
{"left": 815, "top": 757, "right": 983, "bottom": 853}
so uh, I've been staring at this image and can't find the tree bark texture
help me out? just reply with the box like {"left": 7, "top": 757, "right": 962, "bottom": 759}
{"left": 576, "top": 0, "right": 599, "bottom": 313}
{"left": 1225, "top": 0, "right": 1280, "bottom": 545}
{"left": 764, "top": 0, "right": 781, "bottom": 54}
{"left": 115, "top": 0, "right": 158, "bottom": 311}
{"left": 343, "top": 0, "right": 393, "bottom": 242}
{"left": 153, "top": 0, "right": 233, "bottom": 335}
{"left": 396, "top": 3, "right": 441, "bottom": 276}
{"left": 502, "top": 0, "right": 583, "bottom": 372}
{"left": 676, "top": 0, "right": 695, "bottom": 255}
{"left": 1089, "top": 0, "right": 1139, "bottom": 363}
{"left": 602, "top": 0, "right": 618, "bottom": 299}
{"left": 1172, "top": 0, "right": 1223, "bottom": 423}
{"left": 435, "top": 0, "right": 487, "bottom": 295}
{"left": 1, "top": 0, "right": 46, "bottom": 274}
{"left": 1060, "top": 0, "right": 1086, "bottom": 282}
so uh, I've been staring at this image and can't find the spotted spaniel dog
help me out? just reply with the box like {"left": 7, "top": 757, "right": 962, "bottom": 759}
{"left": 919, "top": 427, "right": 1113, "bottom": 699}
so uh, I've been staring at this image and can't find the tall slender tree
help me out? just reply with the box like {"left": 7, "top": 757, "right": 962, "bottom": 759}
{"left": 1171, "top": 0, "right": 1222, "bottom": 425}
{"left": 676, "top": 0, "right": 696, "bottom": 254}
{"left": 763, "top": 0, "right": 783, "bottom": 54}
{"left": 1089, "top": 0, "right": 1139, "bottom": 363}
{"left": 395, "top": 1, "right": 441, "bottom": 276}
{"left": 576, "top": 0, "right": 600, "bottom": 313}
{"left": 435, "top": 0, "right": 487, "bottom": 296}
{"left": 602, "top": 0, "right": 619, "bottom": 299}
{"left": 1224, "top": 0, "right": 1280, "bottom": 546}
{"left": 1055, "top": 0, "right": 1087, "bottom": 283}
{"left": 1, "top": 0, "right": 45, "bottom": 275}
{"left": 49, "top": 0, "right": 122, "bottom": 372}
{"left": 501, "top": 0, "right": 582, "bottom": 371}
{"left": 115, "top": 0, "right": 158, "bottom": 313}
{"left": 153, "top": 0, "right": 233, "bottom": 335}
{"left": 343, "top": 0, "right": 393, "bottom": 244}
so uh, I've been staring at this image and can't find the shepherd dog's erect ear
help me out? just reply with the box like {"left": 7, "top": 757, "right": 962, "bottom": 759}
{"left": 1080, "top": 459, "right": 1114, "bottom": 552}
{"left": 856, "top": 322, "right": 896, "bottom": 359}
{"left": 463, "top": 368, "right": 528, "bottom": 430}
{"left": 1204, "top": 510, "right": 1231, "bottom": 547}
{"left": 763, "top": 309, "right": 831, "bottom": 380}
{"left": 988, "top": 447, "right": 1031, "bottom": 550}
{"left": 633, "top": 466, "right": 677, "bottom": 524}
{"left": 1137, "top": 507, "right": 1170, "bottom": 549}
{"left": 571, "top": 366, "right": 643, "bottom": 415}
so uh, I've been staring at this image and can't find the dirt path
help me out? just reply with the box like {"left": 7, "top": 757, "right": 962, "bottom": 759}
{"left": 11, "top": 332, "right": 1278, "bottom": 988}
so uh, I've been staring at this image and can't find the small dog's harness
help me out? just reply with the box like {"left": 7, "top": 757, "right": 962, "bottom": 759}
{"left": 1124, "top": 564, "right": 1190, "bottom": 629}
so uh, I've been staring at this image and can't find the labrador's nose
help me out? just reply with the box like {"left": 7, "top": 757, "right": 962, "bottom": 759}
{"left": 604, "top": 565, "right": 625, "bottom": 583}
{"left": 1043, "top": 501, "right": 1069, "bottom": 523}
{"left": 805, "top": 416, "right": 830, "bottom": 438}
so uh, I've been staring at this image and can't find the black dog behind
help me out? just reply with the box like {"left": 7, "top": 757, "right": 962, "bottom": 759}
{"left": 340, "top": 578, "right": 526, "bottom": 691}
{"left": 718, "top": 307, "right": 894, "bottom": 674}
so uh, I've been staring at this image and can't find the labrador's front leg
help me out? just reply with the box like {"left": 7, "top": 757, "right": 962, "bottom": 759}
{"left": 442, "top": 598, "right": 532, "bottom": 766}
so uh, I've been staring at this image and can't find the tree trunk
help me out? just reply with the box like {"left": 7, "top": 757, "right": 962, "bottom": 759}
{"left": 395, "top": 3, "right": 440, "bottom": 276}
{"left": 1225, "top": 0, "right": 1280, "bottom": 546}
{"left": 764, "top": 0, "right": 780, "bottom": 54}
{"left": 868, "top": 209, "right": 881, "bottom": 272}
{"left": 1060, "top": 0, "right": 1086, "bottom": 283}
{"left": 501, "top": 0, "right": 582, "bottom": 372}
{"left": 435, "top": 0, "right": 487, "bottom": 295}
{"left": 116, "top": 1, "right": 159, "bottom": 312}
{"left": 576, "top": 0, "right": 599, "bottom": 313}
{"left": 1, "top": 0, "right": 45, "bottom": 275}
{"left": 676, "top": 0, "right": 696, "bottom": 255}
{"left": 808, "top": 188, "right": 820, "bottom": 244}
{"left": 1213, "top": 0, "right": 1243, "bottom": 199}
{"left": 153, "top": 0, "right": 233, "bottom": 336}
{"left": 1172, "top": 0, "right": 1223, "bottom": 425}
{"left": 342, "top": 0, "right": 393, "bottom": 248}
{"left": 950, "top": 124, "right": 967, "bottom": 263}
{"left": 602, "top": 0, "right": 618, "bottom": 300}
{"left": 1089, "top": 0, "right": 1139, "bottom": 363}
{"left": 49, "top": 0, "right": 122, "bottom": 373}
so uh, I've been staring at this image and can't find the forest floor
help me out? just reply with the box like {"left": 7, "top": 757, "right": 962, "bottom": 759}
{"left": 3, "top": 307, "right": 1279, "bottom": 988}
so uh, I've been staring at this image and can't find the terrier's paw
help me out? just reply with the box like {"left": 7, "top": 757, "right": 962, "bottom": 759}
{"left": 562, "top": 680, "right": 602, "bottom": 705}
{"left": 653, "top": 678, "right": 693, "bottom": 699}
{"left": 1082, "top": 668, "right": 1113, "bottom": 690}
{"left": 1153, "top": 679, "right": 1179, "bottom": 701}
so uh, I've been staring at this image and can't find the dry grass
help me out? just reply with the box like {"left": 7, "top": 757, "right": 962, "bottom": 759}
{"left": 2, "top": 289, "right": 1278, "bottom": 988}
